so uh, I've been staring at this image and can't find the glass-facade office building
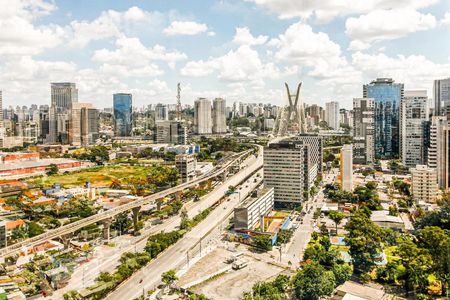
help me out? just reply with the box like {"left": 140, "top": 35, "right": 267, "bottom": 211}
{"left": 363, "top": 78, "right": 404, "bottom": 159}
{"left": 113, "top": 93, "right": 132, "bottom": 137}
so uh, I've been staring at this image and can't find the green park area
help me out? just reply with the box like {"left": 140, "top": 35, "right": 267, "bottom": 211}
{"left": 24, "top": 165, "right": 177, "bottom": 189}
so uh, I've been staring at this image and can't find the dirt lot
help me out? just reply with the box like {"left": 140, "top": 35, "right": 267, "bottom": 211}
{"left": 181, "top": 247, "right": 285, "bottom": 300}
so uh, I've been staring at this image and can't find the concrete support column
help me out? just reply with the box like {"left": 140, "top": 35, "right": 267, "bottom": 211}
{"left": 101, "top": 218, "right": 113, "bottom": 243}
{"left": 132, "top": 206, "right": 141, "bottom": 235}
{"left": 175, "top": 191, "right": 182, "bottom": 202}
{"left": 61, "top": 233, "right": 74, "bottom": 249}
{"left": 221, "top": 171, "right": 228, "bottom": 183}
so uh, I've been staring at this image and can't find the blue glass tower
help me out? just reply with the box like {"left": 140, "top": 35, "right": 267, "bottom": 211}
{"left": 363, "top": 78, "right": 404, "bottom": 159}
{"left": 113, "top": 93, "right": 132, "bottom": 136}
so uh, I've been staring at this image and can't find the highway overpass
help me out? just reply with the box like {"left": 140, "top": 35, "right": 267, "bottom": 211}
{"left": 0, "top": 148, "right": 257, "bottom": 258}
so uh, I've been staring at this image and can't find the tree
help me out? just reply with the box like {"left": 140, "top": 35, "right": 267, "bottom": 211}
{"left": 416, "top": 226, "right": 450, "bottom": 295}
{"left": 332, "top": 264, "right": 353, "bottom": 285}
{"left": 161, "top": 269, "right": 177, "bottom": 287}
{"left": 45, "top": 164, "right": 59, "bottom": 175}
{"left": 27, "top": 221, "right": 44, "bottom": 237}
{"left": 328, "top": 211, "right": 345, "bottom": 234}
{"left": 345, "top": 209, "right": 383, "bottom": 274}
{"left": 253, "top": 234, "right": 272, "bottom": 251}
{"left": 395, "top": 237, "right": 433, "bottom": 296}
{"left": 292, "top": 262, "right": 336, "bottom": 300}
{"left": 112, "top": 213, "right": 132, "bottom": 234}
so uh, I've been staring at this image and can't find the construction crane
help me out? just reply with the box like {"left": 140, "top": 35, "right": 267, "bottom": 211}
{"left": 176, "top": 83, "right": 182, "bottom": 121}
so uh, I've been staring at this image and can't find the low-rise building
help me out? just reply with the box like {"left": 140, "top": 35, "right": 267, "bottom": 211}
{"left": 411, "top": 165, "right": 438, "bottom": 203}
{"left": 370, "top": 210, "right": 404, "bottom": 231}
{"left": 176, "top": 154, "right": 197, "bottom": 182}
{"left": 332, "top": 281, "right": 390, "bottom": 300}
{"left": 234, "top": 187, "right": 274, "bottom": 230}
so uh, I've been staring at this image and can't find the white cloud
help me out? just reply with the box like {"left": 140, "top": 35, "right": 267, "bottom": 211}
{"left": 92, "top": 36, "right": 187, "bottom": 72}
{"left": 346, "top": 9, "right": 437, "bottom": 50}
{"left": 181, "top": 45, "right": 282, "bottom": 85}
{"left": 352, "top": 52, "right": 450, "bottom": 92}
{"left": 0, "top": 0, "right": 64, "bottom": 56}
{"left": 68, "top": 6, "right": 164, "bottom": 48}
{"left": 441, "top": 12, "right": 450, "bottom": 26}
{"left": 163, "top": 21, "right": 208, "bottom": 36}
{"left": 246, "top": 0, "right": 439, "bottom": 23}
{"left": 207, "top": 31, "right": 216, "bottom": 37}
{"left": 232, "top": 27, "right": 268, "bottom": 45}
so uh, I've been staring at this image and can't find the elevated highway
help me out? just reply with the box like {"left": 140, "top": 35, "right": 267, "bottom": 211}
{"left": 0, "top": 148, "right": 257, "bottom": 258}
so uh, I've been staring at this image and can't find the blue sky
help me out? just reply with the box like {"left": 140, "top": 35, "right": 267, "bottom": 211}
{"left": 0, "top": 0, "right": 449, "bottom": 109}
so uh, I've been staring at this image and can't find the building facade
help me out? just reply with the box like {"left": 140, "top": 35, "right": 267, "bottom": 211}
{"left": 400, "top": 90, "right": 429, "bottom": 167}
{"left": 155, "top": 120, "right": 186, "bottom": 145}
{"left": 194, "top": 98, "right": 212, "bottom": 134}
{"left": 353, "top": 98, "right": 375, "bottom": 164}
{"left": 113, "top": 93, "right": 133, "bottom": 137}
{"left": 411, "top": 165, "right": 438, "bottom": 203}
{"left": 264, "top": 140, "right": 312, "bottom": 205}
{"left": 212, "top": 98, "right": 227, "bottom": 134}
{"left": 155, "top": 103, "right": 169, "bottom": 122}
{"left": 296, "top": 134, "right": 323, "bottom": 176}
{"left": 48, "top": 83, "right": 78, "bottom": 144}
{"left": 340, "top": 144, "right": 353, "bottom": 192}
{"left": 325, "top": 101, "right": 340, "bottom": 130}
{"left": 175, "top": 154, "right": 197, "bottom": 182}
{"left": 234, "top": 187, "right": 275, "bottom": 230}
{"left": 427, "top": 116, "right": 450, "bottom": 190}
{"left": 433, "top": 78, "right": 450, "bottom": 116}
{"left": 363, "top": 78, "right": 404, "bottom": 159}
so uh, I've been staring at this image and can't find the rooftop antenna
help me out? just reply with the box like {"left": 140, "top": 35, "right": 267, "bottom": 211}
{"left": 176, "top": 83, "right": 181, "bottom": 121}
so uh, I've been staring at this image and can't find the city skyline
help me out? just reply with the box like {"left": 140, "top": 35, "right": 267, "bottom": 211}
{"left": 0, "top": 0, "right": 449, "bottom": 109}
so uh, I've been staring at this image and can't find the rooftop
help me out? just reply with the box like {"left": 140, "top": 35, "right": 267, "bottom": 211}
{"left": 0, "top": 158, "right": 79, "bottom": 172}
{"left": 237, "top": 187, "right": 273, "bottom": 209}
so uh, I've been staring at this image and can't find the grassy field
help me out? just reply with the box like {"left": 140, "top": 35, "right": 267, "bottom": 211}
{"left": 24, "top": 165, "right": 153, "bottom": 188}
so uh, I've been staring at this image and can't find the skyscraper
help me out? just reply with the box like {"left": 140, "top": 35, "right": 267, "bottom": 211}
{"left": 428, "top": 116, "right": 450, "bottom": 190}
{"left": 325, "top": 101, "right": 340, "bottom": 130}
{"left": 264, "top": 140, "right": 313, "bottom": 206}
{"left": 353, "top": 98, "right": 375, "bottom": 164}
{"left": 71, "top": 103, "right": 99, "bottom": 146}
{"left": 113, "top": 93, "right": 133, "bottom": 137}
{"left": 212, "top": 98, "right": 227, "bottom": 134}
{"left": 433, "top": 78, "right": 450, "bottom": 116}
{"left": 400, "top": 90, "right": 429, "bottom": 167}
{"left": 340, "top": 144, "right": 353, "bottom": 192}
{"left": 48, "top": 82, "right": 78, "bottom": 144}
{"left": 194, "top": 98, "right": 212, "bottom": 135}
{"left": 363, "top": 78, "right": 404, "bottom": 159}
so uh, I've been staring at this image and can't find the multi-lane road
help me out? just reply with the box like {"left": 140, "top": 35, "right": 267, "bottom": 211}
{"left": 0, "top": 149, "right": 254, "bottom": 258}
{"left": 104, "top": 148, "right": 264, "bottom": 300}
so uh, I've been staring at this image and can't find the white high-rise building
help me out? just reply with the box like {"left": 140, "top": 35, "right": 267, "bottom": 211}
{"left": 411, "top": 165, "right": 438, "bottom": 203}
{"left": 194, "top": 98, "right": 212, "bottom": 134}
{"left": 340, "top": 144, "right": 353, "bottom": 192}
{"left": 325, "top": 101, "right": 340, "bottom": 130}
{"left": 212, "top": 98, "right": 227, "bottom": 134}
{"left": 400, "top": 90, "right": 429, "bottom": 167}
{"left": 264, "top": 140, "right": 314, "bottom": 205}
{"left": 428, "top": 116, "right": 450, "bottom": 190}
